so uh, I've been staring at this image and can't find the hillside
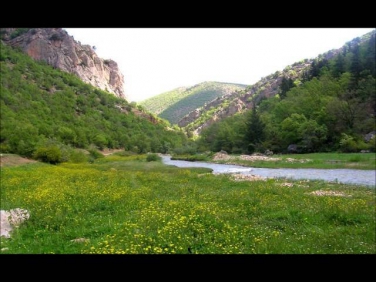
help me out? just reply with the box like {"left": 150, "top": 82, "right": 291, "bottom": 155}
{"left": 0, "top": 41, "right": 188, "bottom": 160}
{"left": 0, "top": 28, "right": 127, "bottom": 99}
{"left": 180, "top": 29, "right": 376, "bottom": 137}
{"left": 194, "top": 30, "right": 376, "bottom": 154}
{"left": 139, "top": 81, "right": 247, "bottom": 125}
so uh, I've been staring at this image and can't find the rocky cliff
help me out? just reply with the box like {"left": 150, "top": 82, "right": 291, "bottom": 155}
{"left": 1, "top": 28, "right": 126, "bottom": 99}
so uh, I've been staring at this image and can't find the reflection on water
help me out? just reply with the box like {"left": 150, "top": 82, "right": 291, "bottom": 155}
{"left": 161, "top": 155, "right": 376, "bottom": 187}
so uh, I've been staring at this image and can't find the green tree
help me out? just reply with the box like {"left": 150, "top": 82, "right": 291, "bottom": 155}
{"left": 332, "top": 52, "right": 346, "bottom": 78}
{"left": 364, "top": 32, "right": 376, "bottom": 77}
{"left": 280, "top": 113, "right": 307, "bottom": 146}
{"left": 349, "top": 43, "right": 362, "bottom": 90}
{"left": 93, "top": 134, "right": 107, "bottom": 150}
{"left": 298, "top": 119, "right": 328, "bottom": 152}
{"left": 213, "top": 123, "right": 235, "bottom": 153}
{"left": 279, "top": 76, "right": 295, "bottom": 99}
{"left": 245, "top": 103, "right": 265, "bottom": 153}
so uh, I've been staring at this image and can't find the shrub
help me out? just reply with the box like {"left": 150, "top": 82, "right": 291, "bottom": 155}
{"left": 88, "top": 148, "right": 104, "bottom": 160}
{"left": 339, "top": 133, "right": 371, "bottom": 153}
{"left": 366, "top": 136, "right": 376, "bottom": 152}
{"left": 172, "top": 145, "right": 198, "bottom": 155}
{"left": 69, "top": 150, "right": 88, "bottom": 163}
{"left": 10, "top": 28, "right": 30, "bottom": 39}
{"left": 33, "top": 146, "right": 62, "bottom": 164}
{"left": 49, "top": 33, "right": 62, "bottom": 41}
{"left": 339, "top": 134, "right": 358, "bottom": 153}
{"left": 0, "top": 143, "right": 10, "bottom": 153}
{"left": 146, "top": 153, "right": 161, "bottom": 162}
{"left": 114, "top": 151, "right": 137, "bottom": 157}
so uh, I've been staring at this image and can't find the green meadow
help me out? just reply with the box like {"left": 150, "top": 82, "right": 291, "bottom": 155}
{"left": 0, "top": 153, "right": 375, "bottom": 254}
{"left": 175, "top": 152, "right": 376, "bottom": 170}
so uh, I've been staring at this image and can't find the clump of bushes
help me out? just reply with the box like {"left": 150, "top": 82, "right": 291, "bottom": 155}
{"left": 339, "top": 133, "right": 374, "bottom": 153}
{"left": 113, "top": 151, "right": 137, "bottom": 157}
{"left": 146, "top": 153, "right": 161, "bottom": 162}
{"left": 49, "top": 33, "right": 62, "bottom": 41}
{"left": 172, "top": 144, "right": 198, "bottom": 155}
{"left": 87, "top": 145, "right": 104, "bottom": 163}
{"left": 69, "top": 150, "right": 89, "bottom": 163}
{"left": 33, "top": 145, "right": 62, "bottom": 164}
{"left": 33, "top": 139, "right": 89, "bottom": 164}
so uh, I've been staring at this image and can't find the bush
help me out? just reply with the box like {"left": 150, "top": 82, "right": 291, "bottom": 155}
{"left": 339, "top": 134, "right": 357, "bottom": 153}
{"left": 49, "top": 33, "right": 62, "bottom": 41}
{"left": 0, "top": 143, "right": 11, "bottom": 153}
{"left": 171, "top": 154, "right": 207, "bottom": 161}
{"left": 69, "top": 150, "right": 88, "bottom": 163}
{"left": 146, "top": 153, "right": 161, "bottom": 162}
{"left": 172, "top": 145, "right": 198, "bottom": 155}
{"left": 33, "top": 146, "right": 62, "bottom": 164}
{"left": 366, "top": 136, "right": 376, "bottom": 152}
{"left": 88, "top": 148, "right": 104, "bottom": 160}
{"left": 339, "top": 133, "right": 371, "bottom": 153}
{"left": 114, "top": 151, "right": 137, "bottom": 157}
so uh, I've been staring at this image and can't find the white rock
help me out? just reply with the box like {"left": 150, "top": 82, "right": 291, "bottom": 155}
{"left": 0, "top": 208, "right": 30, "bottom": 238}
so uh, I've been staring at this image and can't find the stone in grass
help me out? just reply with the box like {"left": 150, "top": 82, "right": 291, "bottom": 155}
{"left": 70, "top": 238, "right": 90, "bottom": 243}
{"left": 0, "top": 208, "right": 30, "bottom": 238}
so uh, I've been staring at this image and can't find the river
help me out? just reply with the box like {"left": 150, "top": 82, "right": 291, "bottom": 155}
{"left": 161, "top": 155, "right": 376, "bottom": 188}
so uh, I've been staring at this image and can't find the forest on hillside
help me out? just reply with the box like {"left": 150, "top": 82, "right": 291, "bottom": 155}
{"left": 1, "top": 30, "right": 375, "bottom": 163}
{"left": 0, "top": 42, "right": 188, "bottom": 163}
{"left": 139, "top": 81, "right": 246, "bottom": 125}
{"left": 194, "top": 31, "right": 376, "bottom": 154}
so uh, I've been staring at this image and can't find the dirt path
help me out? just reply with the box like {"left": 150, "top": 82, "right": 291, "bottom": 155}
{"left": 0, "top": 154, "right": 37, "bottom": 167}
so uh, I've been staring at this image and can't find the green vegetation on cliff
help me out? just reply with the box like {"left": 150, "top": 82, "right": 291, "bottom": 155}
{"left": 0, "top": 42, "right": 188, "bottom": 161}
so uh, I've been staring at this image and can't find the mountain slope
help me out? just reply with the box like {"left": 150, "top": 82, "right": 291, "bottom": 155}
{"left": 0, "top": 28, "right": 127, "bottom": 99}
{"left": 0, "top": 41, "right": 187, "bottom": 158}
{"left": 194, "top": 30, "right": 375, "bottom": 154}
{"left": 181, "top": 29, "right": 376, "bottom": 136}
{"left": 139, "top": 81, "right": 247, "bottom": 125}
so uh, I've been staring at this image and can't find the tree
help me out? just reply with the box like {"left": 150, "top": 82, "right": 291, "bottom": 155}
{"left": 349, "top": 44, "right": 361, "bottom": 89}
{"left": 213, "top": 123, "right": 235, "bottom": 153}
{"left": 93, "top": 134, "right": 107, "bottom": 150}
{"left": 310, "top": 58, "right": 329, "bottom": 78}
{"left": 298, "top": 119, "right": 328, "bottom": 152}
{"left": 364, "top": 33, "right": 376, "bottom": 77}
{"left": 245, "top": 103, "right": 265, "bottom": 153}
{"left": 280, "top": 113, "right": 307, "bottom": 146}
{"left": 332, "top": 52, "right": 346, "bottom": 78}
{"left": 279, "top": 76, "right": 295, "bottom": 99}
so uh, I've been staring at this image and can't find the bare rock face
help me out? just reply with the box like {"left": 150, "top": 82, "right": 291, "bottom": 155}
{"left": 1, "top": 28, "right": 127, "bottom": 99}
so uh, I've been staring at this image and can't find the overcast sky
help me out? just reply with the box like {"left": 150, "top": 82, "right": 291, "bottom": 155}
{"left": 63, "top": 28, "right": 374, "bottom": 102}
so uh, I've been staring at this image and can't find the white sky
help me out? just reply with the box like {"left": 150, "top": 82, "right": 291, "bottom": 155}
{"left": 64, "top": 28, "right": 374, "bottom": 102}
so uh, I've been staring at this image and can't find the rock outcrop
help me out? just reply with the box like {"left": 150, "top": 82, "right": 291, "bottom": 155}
{"left": 1, "top": 28, "right": 127, "bottom": 99}
{"left": 0, "top": 208, "right": 30, "bottom": 238}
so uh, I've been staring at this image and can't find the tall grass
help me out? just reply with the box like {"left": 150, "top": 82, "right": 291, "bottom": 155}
{"left": 1, "top": 154, "right": 375, "bottom": 254}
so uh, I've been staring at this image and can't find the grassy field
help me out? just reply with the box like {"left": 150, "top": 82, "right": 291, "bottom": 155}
{"left": 174, "top": 152, "right": 376, "bottom": 170}
{"left": 0, "top": 153, "right": 375, "bottom": 254}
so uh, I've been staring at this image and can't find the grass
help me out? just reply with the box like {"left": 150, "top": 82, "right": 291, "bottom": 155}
{"left": 205, "top": 152, "right": 376, "bottom": 170}
{"left": 0, "top": 153, "right": 375, "bottom": 254}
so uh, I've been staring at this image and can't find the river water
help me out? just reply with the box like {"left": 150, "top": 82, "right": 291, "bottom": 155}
{"left": 161, "top": 155, "right": 376, "bottom": 188}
